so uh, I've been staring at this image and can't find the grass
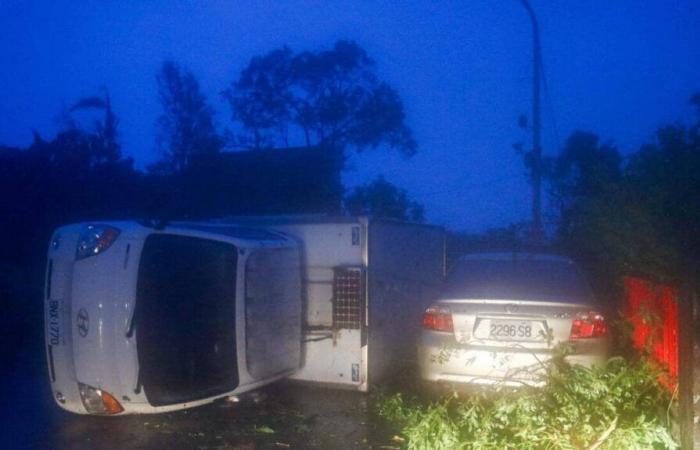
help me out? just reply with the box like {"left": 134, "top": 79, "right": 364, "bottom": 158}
{"left": 376, "top": 357, "right": 677, "bottom": 449}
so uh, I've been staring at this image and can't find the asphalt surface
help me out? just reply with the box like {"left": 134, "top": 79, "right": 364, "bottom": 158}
{"left": 4, "top": 356, "right": 397, "bottom": 449}
{"left": 0, "top": 263, "right": 401, "bottom": 450}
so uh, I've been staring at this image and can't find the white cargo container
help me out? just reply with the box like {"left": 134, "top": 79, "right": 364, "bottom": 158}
{"left": 221, "top": 216, "right": 446, "bottom": 391}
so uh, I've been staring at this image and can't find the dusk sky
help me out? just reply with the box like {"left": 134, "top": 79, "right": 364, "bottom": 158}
{"left": 1, "top": 0, "right": 699, "bottom": 232}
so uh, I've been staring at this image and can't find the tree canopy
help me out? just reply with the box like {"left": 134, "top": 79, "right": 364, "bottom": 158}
{"left": 222, "top": 40, "right": 416, "bottom": 157}
{"left": 154, "top": 60, "right": 221, "bottom": 173}
{"left": 547, "top": 95, "right": 700, "bottom": 290}
{"left": 344, "top": 176, "right": 424, "bottom": 222}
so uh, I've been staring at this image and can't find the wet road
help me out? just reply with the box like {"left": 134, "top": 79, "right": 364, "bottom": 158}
{"left": 0, "top": 265, "right": 401, "bottom": 450}
{"left": 3, "top": 335, "right": 403, "bottom": 450}
{"left": 4, "top": 348, "right": 404, "bottom": 450}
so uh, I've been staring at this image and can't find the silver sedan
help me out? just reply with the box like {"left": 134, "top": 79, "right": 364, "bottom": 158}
{"left": 418, "top": 253, "right": 609, "bottom": 388}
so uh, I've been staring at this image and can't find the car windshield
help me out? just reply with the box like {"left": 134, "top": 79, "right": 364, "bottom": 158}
{"left": 135, "top": 234, "right": 239, "bottom": 406}
{"left": 442, "top": 257, "right": 593, "bottom": 303}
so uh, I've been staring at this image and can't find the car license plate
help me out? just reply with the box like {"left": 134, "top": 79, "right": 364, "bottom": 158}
{"left": 489, "top": 320, "right": 535, "bottom": 340}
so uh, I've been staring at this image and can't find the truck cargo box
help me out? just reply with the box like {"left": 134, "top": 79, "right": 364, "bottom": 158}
{"left": 222, "top": 216, "right": 445, "bottom": 391}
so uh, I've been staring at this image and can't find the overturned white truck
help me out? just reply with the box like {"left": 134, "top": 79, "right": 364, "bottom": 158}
{"left": 45, "top": 216, "right": 444, "bottom": 414}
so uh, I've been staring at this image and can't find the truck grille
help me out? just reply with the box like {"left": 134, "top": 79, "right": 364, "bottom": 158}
{"left": 332, "top": 267, "right": 363, "bottom": 329}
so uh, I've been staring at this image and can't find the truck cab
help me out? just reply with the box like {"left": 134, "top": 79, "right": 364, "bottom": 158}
{"left": 45, "top": 221, "right": 302, "bottom": 414}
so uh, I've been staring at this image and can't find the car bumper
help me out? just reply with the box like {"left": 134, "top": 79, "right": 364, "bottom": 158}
{"left": 418, "top": 331, "right": 608, "bottom": 387}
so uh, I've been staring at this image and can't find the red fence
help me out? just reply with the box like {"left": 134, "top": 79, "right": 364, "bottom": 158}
{"left": 623, "top": 276, "right": 679, "bottom": 389}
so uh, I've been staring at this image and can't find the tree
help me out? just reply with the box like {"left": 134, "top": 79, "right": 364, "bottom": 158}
{"left": 547, "top": 129, "right": 677, "bottom": 291}
{"left": 69, "top": 89, "right": 121, "bottom": 165}
{"left": 547, "top": 130, "right": 622, "bottom": 242}
{"left": 2, "top": 104, "right": 141, "bottom": 263}
{"left": 154, "top": 60, "right": 221, "bottom": 173}
{"left": 222, "top": 47, "right": 295, "bottom": 150}
{"left": 344, "top": 176, "right": 424, "bottom": 222}
{"left": 625, "top": 120, "right": 700, "bottom": 279}
{"left": 547, "top": 95, "right": 700, "bottom": 293}
{"left": 222, "top": 40, "right": 416, "bottom": 157}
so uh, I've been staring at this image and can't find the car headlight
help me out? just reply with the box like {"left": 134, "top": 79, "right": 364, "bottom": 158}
{"left": 75, "top": 224, "right": 121, "bottom": 260}
{"left": 78, "top": 383, "right": 124, "bottom": 415}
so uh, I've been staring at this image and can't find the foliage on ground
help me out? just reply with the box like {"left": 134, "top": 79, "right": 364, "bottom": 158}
{"left": 377, "top": 357, "right": 677, "bottom": 449}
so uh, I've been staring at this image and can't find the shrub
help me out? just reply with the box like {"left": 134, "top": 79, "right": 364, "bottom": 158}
{"left": 377, "top": 357, "right": 677, "bottom": 449}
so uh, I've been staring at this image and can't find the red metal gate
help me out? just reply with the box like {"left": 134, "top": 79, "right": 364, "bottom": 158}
{"left": 623, "top": 276, "right": 679, "bottom": 389}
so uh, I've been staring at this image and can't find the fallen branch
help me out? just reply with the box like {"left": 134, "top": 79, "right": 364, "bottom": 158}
{"left": 588, "top": 416, "right": 618, "bottom": 450}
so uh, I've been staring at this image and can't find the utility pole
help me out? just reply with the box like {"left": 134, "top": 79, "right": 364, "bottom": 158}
{"left": 519, "top": 0, "right": 543, "bottom": 241}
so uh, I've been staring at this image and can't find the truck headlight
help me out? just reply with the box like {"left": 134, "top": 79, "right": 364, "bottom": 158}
{"left": 78, "top": 383, "right": 124, "bottom": 415}
{"left": 76, "top": 224, "right": 120, "bottom": 260}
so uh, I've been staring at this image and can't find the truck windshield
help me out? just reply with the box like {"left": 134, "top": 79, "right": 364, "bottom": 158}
{"left": 135, "top": 234, "right": 238, "bottom": 406}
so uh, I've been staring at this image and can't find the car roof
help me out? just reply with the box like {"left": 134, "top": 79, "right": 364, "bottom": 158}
{"left": 458, "top": 252, "right": 574, "bottom": 264}
{"left": 444, "top": 252, "right": 592, "bottom": 303}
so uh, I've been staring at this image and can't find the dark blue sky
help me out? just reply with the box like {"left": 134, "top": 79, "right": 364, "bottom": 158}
{"left": 1, "top": 1, "right": 699, "bottom": 231}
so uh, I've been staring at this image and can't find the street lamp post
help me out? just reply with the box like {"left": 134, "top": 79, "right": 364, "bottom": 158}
{"left": 519, "top": 0, "right": 543, "bottom": 241}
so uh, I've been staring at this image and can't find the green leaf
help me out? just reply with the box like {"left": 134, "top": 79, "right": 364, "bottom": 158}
{"left": 255, "top": 425, "right": 275, "bottom": 434}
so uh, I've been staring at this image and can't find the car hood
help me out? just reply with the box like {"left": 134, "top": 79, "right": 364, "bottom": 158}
{"left": 70, "top": 239, "right": 141, "bottom": 398}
